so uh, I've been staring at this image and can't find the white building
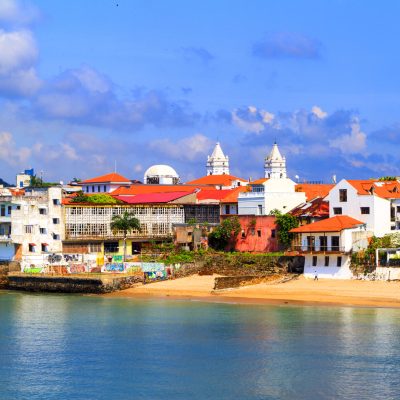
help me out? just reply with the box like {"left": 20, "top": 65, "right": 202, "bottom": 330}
{"left": 0, "top": 189, "right": 14, "bottom": 261}
{"left": 11, "top": 187, "right": 64, "bottom": 268}
{"left": 327, "top": 179, "right": 400, "bottom": 237}
{"left": 290, "top": 215, "right": 370, "bottom": 279}
{"left": 144, "top": 165, "right": 180, "bottom": 185}
{"left": 79, "top": 173, "right": 132, "bottom": 193}
{"left": 207, "top": 142, "right": 229, "bottom": 175}
{"left": 265, "top": 142, "right": 286, "bottom": 179}
{"left": 238, "top": 143, "right": 305, "bottom": 215}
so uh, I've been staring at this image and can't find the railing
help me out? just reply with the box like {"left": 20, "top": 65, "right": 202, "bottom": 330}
{"left": 0, "top": 234, "right": 11, "bottom": 242}
{"left": 238, "top": 191, "right": 264, "bottom": 198}
{"left": 288, "top": 245, "right": 348, "bottom": 254}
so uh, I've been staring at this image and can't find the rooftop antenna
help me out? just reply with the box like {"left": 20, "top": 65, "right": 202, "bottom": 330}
{"left": 332, "top": 174, "right": 337, "bottom": 184}
{"left": 114, "top": 160, "right": 117, "bottom": 173}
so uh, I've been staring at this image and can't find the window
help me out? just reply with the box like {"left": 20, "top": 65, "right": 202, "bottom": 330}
{"left": 324, "top": 256, "right": 329, "bottom": 267}
{"left": 333, "top": 207, "right": 342, "bottom": 215}
{"left": 397, "top": 206, "right": 400, "bottom": 213}
{"left": 103, "top": 185, "right": 107, "bottom": 192}
{"left": 271, "top": 229, "right": 276, "bottom": 238}
{"left": 53, "top": 199, "right": 60, "bottom": 206}
{"left": 16, "top": 205, "right": 21, "bottom": 210}
{"left": 337, "top": 256, "right": 342, "bottom": 267}
{"left": 0, "top": 205, "right": 4, "bottom": 216}
{"left": 39, "top": 208, "right": 47, "bottom": 215}
{"left": 7, "top": 206, "right": 11, "bottom": 215}
{"left": 41, "top": 244, "right": 48, "bottom": 252}
{"left": 360, "top": 207, "right": 370, "bottom": 215}
{"left": 89, "top": 243, "right": 102, "bottom": 253}
{"left": 319, "top": 236, "right": 327, "bottom": 251}
{"left": 258, "top": 205, "right": 263, "bottom": 215}
{"left": 39, "top": 228, "right": 47, "bottom": 234}
{"left": 339, "top": 189, "right": 347, "bottom": 202}
{"left": 104, "top": 241, "right": 119, "bottom": 253}
{"left": 257, "top": 230, "right": 261, "bottom": 238}
{"left": 25, "top": 225, "right": 34, "bottom": 234}
{"left": 97, "top": 185, "right": 101, "bottom": 192}
{"left": 241, "top": 230, "right": 246, "bottom": 239}
{"left": 225, "top": 205, "right": 230, "bottom": 215}
{"left": 29, "top": 244, "right": 35, "bottom": 252}
{"left": 312, "top": 256, "right": 317, "bottom": 266}
{"left": 53, "top": 234, "right": 60, "bottom": 240}
{"left": 53, "top": 218, "right": 60, "bottom": 224}
{"left": 331, "top": 236, "right": 340, "bottom": 251}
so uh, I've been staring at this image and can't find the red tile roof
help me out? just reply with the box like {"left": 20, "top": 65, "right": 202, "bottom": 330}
{"left": 290, "top": 215, "right": 365, "bottom": 233}
{"left": 295, "top": 183, "right": 334, "bottom": 201}
{"left": 290, "top": 197, "right": 330, "bottom": 219}
{"left": 196, "top": 189, "right": 233, "bottom": 201}
{"left": 112, "top": 184, "right": 209, "bottom": 196}
{"left": 115, "top": 192, "right": 192, "bottom": 204}
{"left": 80, "top": 173, "right": 131, "bottom": 184}
{"left": 250, "top": 178, "right": 268, "bottom": 185}
{"left": 186, "top": 174, "right": 247, "bottom": 186}
{"left": 347, "top": 180, "right": 400, "bottom": 199}
{"left": 220, "top": 186, "right": 249, "bottom": 203}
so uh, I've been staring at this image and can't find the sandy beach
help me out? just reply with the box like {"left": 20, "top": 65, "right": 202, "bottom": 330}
{"left": 105, "top": 274, "right": 400, "bottom": 308}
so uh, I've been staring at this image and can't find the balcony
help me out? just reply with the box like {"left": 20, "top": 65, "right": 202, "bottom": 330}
{"left": 239, "top": 191, "right": 265, "bottom": 198}
{"left": 287, "top": 245, "right": 348, "bottom": 255}
{"left": 0, "top": 234, "right": 12, "bottom": 243}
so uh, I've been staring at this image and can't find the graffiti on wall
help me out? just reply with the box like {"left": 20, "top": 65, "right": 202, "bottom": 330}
{"left": 68, "top": 264, "right": 86, "bottom": 274}
{"left": 103, "top": 263, "right": 125, "bottom": 272}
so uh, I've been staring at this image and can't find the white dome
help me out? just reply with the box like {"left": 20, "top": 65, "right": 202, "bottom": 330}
{"left": 144, "top": 164, "right": 180, "bottom": 184}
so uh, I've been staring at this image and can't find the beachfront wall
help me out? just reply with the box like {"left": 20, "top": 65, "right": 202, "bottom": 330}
{"left": 304, "top": 254, "right": 352, "bottom": 279}
{"left": 222, "top": 215, "right": 278, "bottom": 253}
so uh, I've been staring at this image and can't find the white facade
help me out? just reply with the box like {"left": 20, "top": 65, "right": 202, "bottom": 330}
{"left": 82, "top": 183, "right": 124, "bottom": 193}
{"left": 300, "top": 227, "right": 370, "bottom": 279}
{"left": 327, "top": 179, "right": 399, "bottom": 237}
{"left": 265, "top": 142, "right": 287, "bottom": 179}
{"left": 11, "top": 187, "right": 64, "bottom": 261}
{"left": 0, "top": 189, "right": 14, "bottom": 261}
{"left": 207, "top": 142, "right": 229, "bottom": 175}
{"left": 238, "top": 178, "right": 306, "bottom": 215}
{"left": 144, "top": 165, "right": 180, "bottom": 185}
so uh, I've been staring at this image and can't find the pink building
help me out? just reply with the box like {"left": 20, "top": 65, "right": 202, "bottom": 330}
{"left": 222, "top": 215, "right": 278, "bottom": 253}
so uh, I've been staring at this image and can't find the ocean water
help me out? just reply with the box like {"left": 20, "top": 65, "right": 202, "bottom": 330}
{"left": 0, "top": 292, "right": 400, "bottom": 400}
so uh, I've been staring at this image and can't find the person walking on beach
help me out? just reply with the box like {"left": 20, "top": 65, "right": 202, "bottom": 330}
{"left": 314, "top": 270, "right": 318, "bottom": 281}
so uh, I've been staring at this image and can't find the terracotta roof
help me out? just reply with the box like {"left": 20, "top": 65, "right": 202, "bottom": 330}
{"left": 112, "top": 184, "right": 207, "bottom": 196}
{"left": 220, "top": 186, "right": 249, "bottom": 203}
{"left": 290, "top": 197, "right": 330, "bottom": 219}
{"left": 290, "top": 215, "right": 365, "bottom": 233}
{"left": 116, "top": 192, "right": 191, "bottom": 204}
{"left": 196, "top": 189, "right": 233, "bottom": 201}
{"left": 347, "top": 180, "right": 400, "bottom": 199}
{"left": 186, "top": 174, "right": 247, "bottom": 186}
{"left": 295, "top": 183, "right": 334, "bottom": 201}
{"left": 250, "top": 178, "right": 268, "bottom": 185}
{"left": 80, "top": 173, "right": 131, "bottom": 184}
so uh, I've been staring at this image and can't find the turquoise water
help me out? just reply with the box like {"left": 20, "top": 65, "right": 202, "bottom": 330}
{"left": 1, "top": 293, "right": 400, "bottom": 400}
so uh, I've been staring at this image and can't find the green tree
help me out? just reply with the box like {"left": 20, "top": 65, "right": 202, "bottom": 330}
{"left": 110, "top": 211, "right": 141, "bottom": 262}
{"left": 71, "top": 190, "right": 89, "bottom": 203}
{"left": 270, "top": 210, "right": 299, "bottom": 249}
{"left": 88, "top": 194, "right": 120, "bottom": 204}
{"left": 208, "top": 216, "right": 241, "bottom": 251}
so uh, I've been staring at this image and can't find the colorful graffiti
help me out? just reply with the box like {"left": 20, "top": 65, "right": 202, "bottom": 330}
{"left": 68, "top": 264, "right": 86, "bottom": 274}
{"left": 112, "top": 255, "right": 123, "bottom": 262}
{"left": 141, "top": 262, "right": 165, "bottom": 272}
{"left": 104, "top": 263, "right": 125, "bottom": 272}
{"left": 24, "top": 266, "right": 43, "bottom": 274}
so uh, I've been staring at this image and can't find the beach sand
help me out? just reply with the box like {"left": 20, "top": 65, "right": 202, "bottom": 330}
{"left": 104, "top": 274, "right": 400, "bottom": 308}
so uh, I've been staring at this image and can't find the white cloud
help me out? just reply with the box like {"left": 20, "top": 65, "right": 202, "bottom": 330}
{"left": 311, "top": 106, "right": 327, "bottom": 119}
{"left": 0, "top": 0, "right": 39, "bottom": 25}
{"left": 150, "top": 133, "right": 213, "bottom": 162}
{"left": 0, "top": 131, "right": 32, "bottom": 165}
{"left": 329, "top": 118, "right": 366, "bottom": 154}
{"left": 232, "top": 106, "right": 275, "bottom": 133}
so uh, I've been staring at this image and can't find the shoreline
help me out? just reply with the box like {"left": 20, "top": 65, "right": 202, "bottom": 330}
{"left": 103, "top": 274, "right": 400, "bottom": 309}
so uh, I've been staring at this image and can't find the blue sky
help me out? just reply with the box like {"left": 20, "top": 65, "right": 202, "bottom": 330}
{"left": 0, "top": 0, "right": 400, "bottom": 184}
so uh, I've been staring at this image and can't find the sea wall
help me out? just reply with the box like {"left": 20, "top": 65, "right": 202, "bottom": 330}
{"left": 7, "top": 274, "right": 142, "bottom": 294}
{"left": 213, "top": 275, "right": 269, "bottom": 290}
{"left": 170, "top": 255, "right": 303, "bottom": 278}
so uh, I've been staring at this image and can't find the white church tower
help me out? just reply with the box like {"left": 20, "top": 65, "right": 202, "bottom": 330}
{"left": 264, "top": 142, "right": 287, "bottom": 179}
{"left": 207, "top": 142, "right": 230, "bottom": 175}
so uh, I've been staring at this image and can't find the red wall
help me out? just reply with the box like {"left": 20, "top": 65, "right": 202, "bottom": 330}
{"left": 222, "top": 215, "right": 278, "bottom": 253}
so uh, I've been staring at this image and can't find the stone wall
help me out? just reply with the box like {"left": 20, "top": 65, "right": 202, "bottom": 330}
{"left": 213, "top": 275, "right": 270, "bottom": 290}
{"left": 7, "top": 274, "right": 142, "bottom": 294}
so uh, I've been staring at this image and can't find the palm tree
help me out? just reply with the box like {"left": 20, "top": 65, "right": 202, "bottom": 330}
{"left": 110, "top": 211, "right": 141, "bottom": 262}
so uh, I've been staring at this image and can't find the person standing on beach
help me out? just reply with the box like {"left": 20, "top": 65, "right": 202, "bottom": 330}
{"left": 314, "top": 270, "right": 318, "bottom": 281}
